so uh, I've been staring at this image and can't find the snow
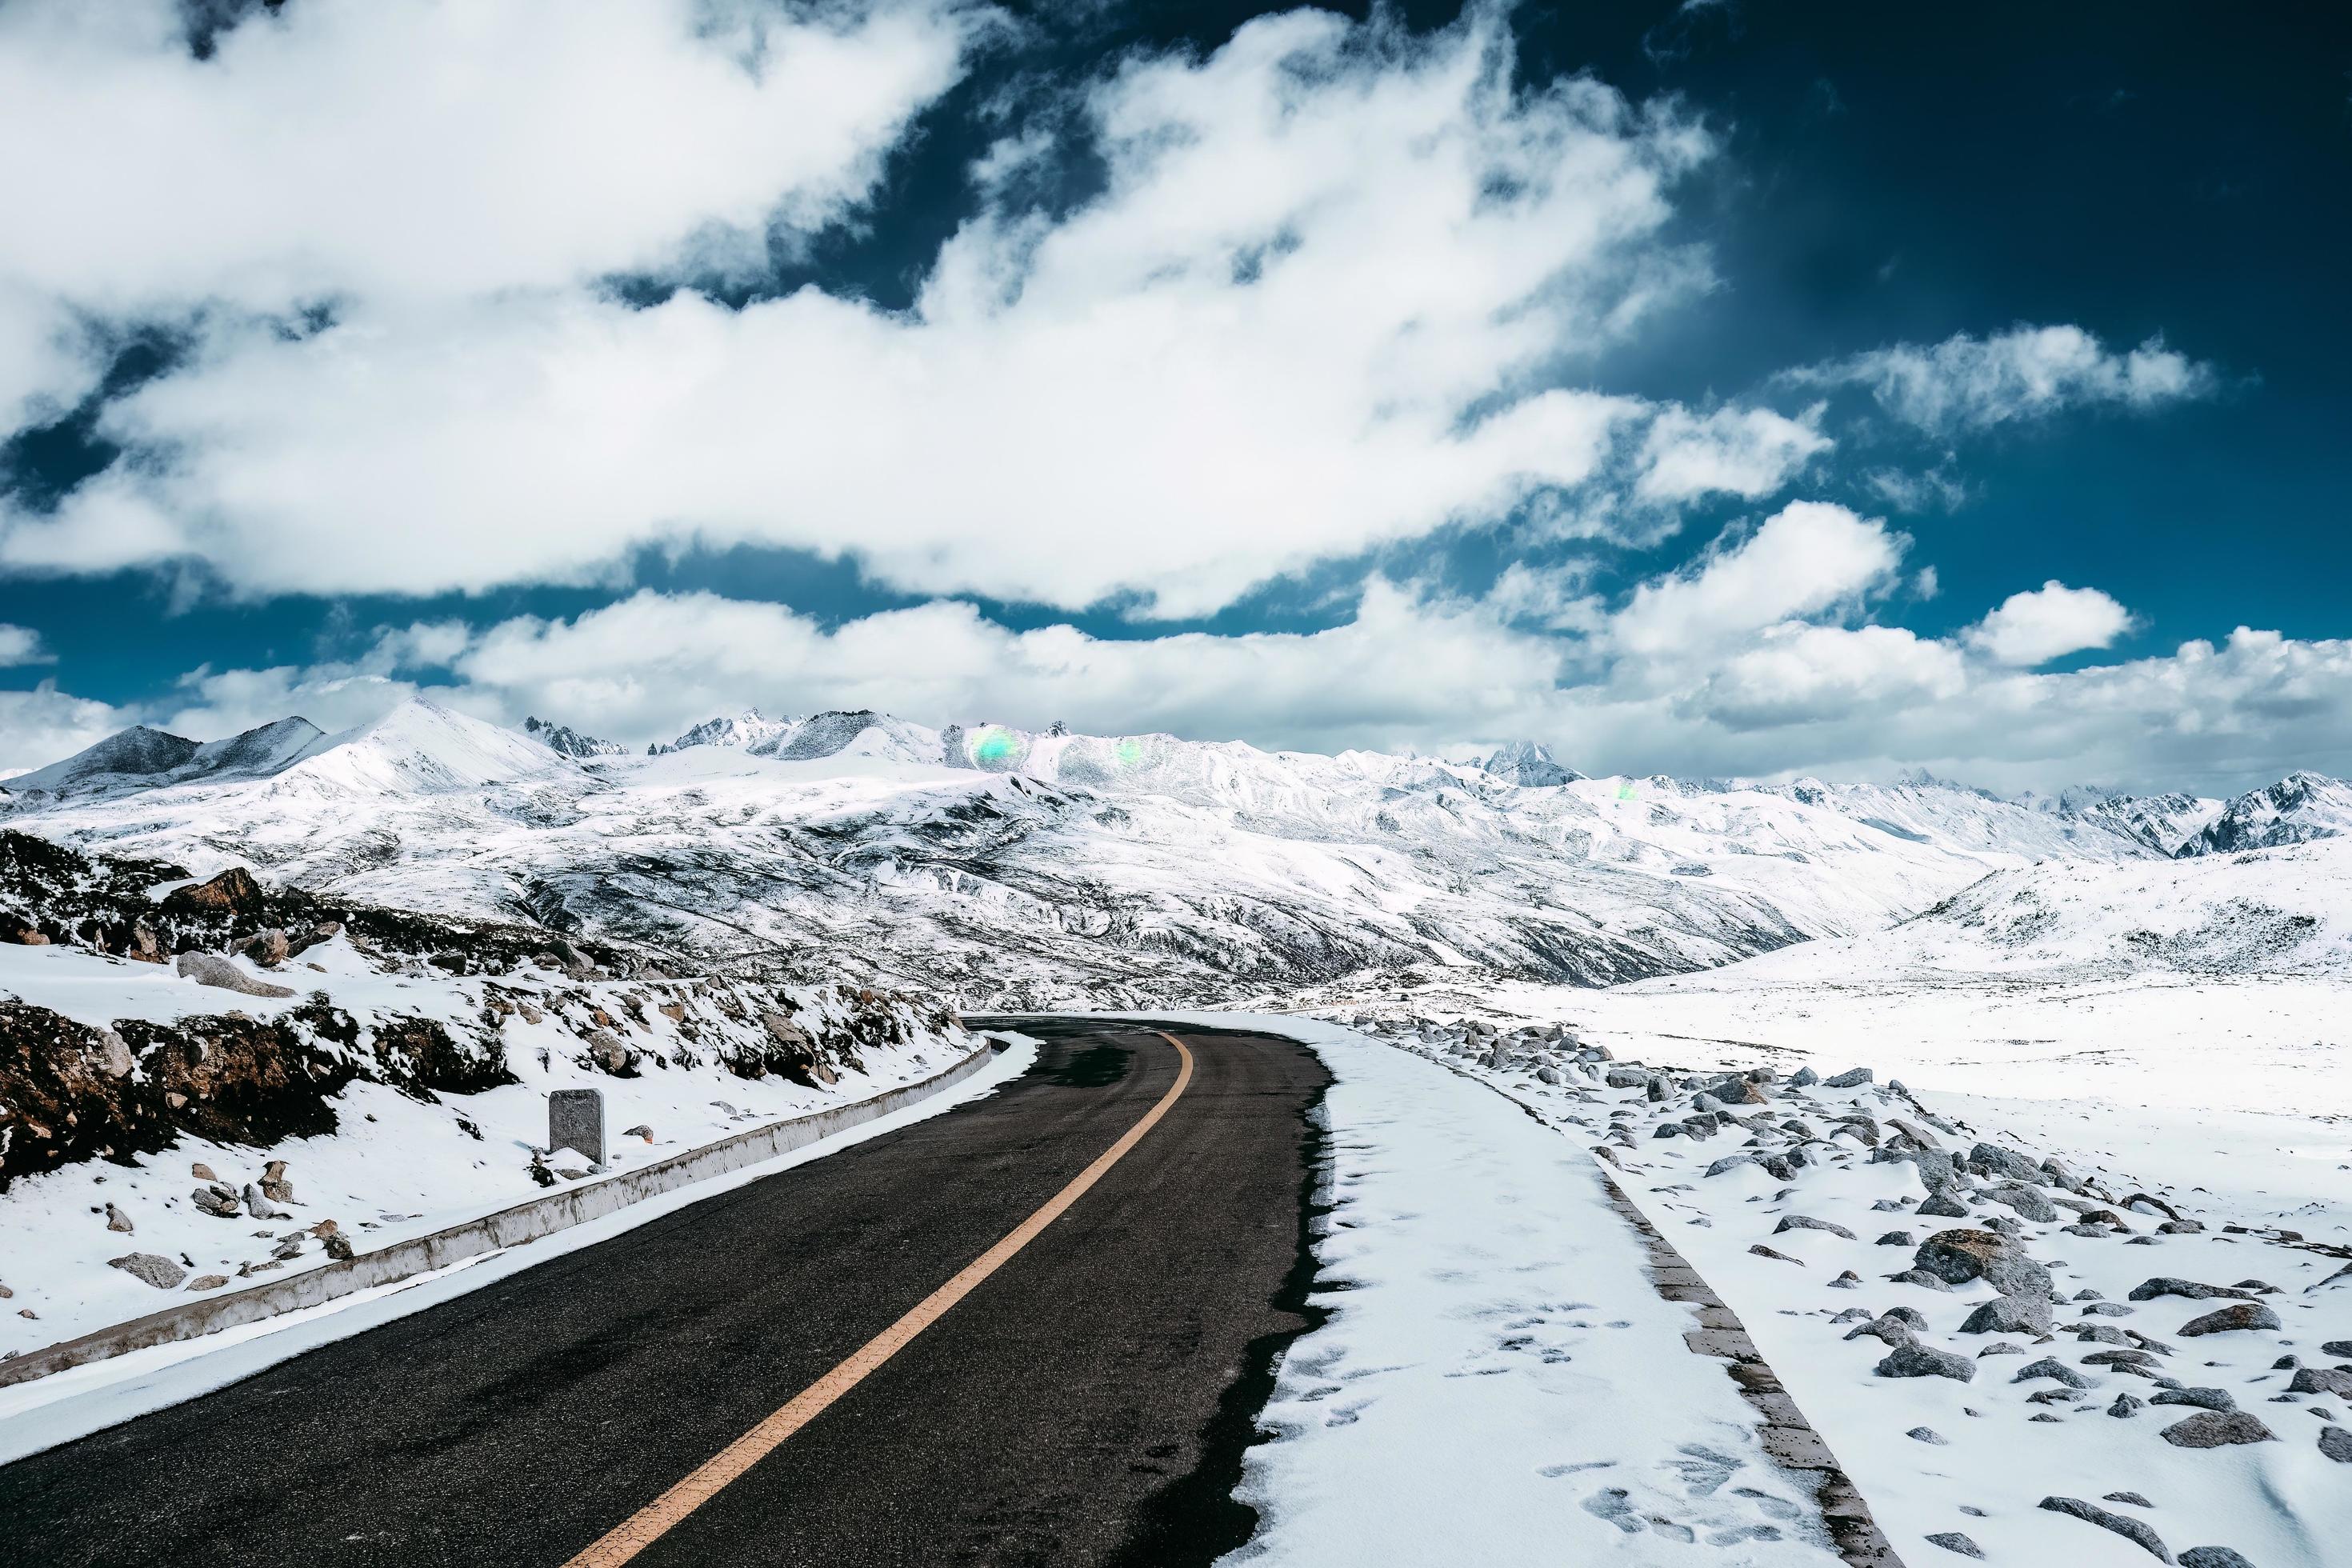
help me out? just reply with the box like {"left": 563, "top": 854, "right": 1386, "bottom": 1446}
{"left": 0, "top": 935, "right": 974, "bottom": 1362}
{"left": 1328, "top": 991, "right": 2352, "bottom": 1566}
{"left": 1106, "top": 1012, "right": 1850, "bottom": 1566}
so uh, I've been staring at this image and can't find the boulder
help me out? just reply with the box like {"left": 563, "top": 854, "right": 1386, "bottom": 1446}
{"left": 1774, "top": 1215, "right": 1857, "bottom": 1240}
{"left": 1874, "top": 1341, "right": 1974, "bottom": 1382}
{"left": 2159, "top": 1411, "right": 2275, "bottom": 1448}
{"left": 1914, "top": 1229, "right": 2053, "bottom": 1300}
{"left": 103, "top": 1202, "right": 134, "bottom": 1234}
{"left": 2176, "top": 1302, "right": 2281, "bottom": 1338}
{"left": 1970, "top": 1142, "right": 2046, "bottom": 1183}
{"left": 2038, "top": 1497, "right": 2171, "bottom": 1562}
{"left": 2013, "top": 1357, "right": 2091, "bottom": 1388}
{"left": 2150, "top": 1388, "right": 2236, "bottom": 1413}
{"left": 1960, "top": 1296, "right": 2053, "bottom": 1335}
{"left": 1789, "top": 1066, "right": 1820, "bottom": 1087}
{"left": 2289, "top": 1367, "right": 2352, "bottom": 1397}
{"left": 1924, "top": 1532, "right": 1983, "bottom": 1559}
{"left": 2178, "top": 1551, "right": 2254, "bottom": 1568}
{"left": 2129, "top": 1277, "right": 2255, "bottom": 1302}
{"left": 1917, "top": 1193, "right": 1971, "bottom": 1218}
{"left": 108, "top": 1252, "right": 187, "bottom": 1290}
{"left": 1824, "top": 1067, "right": 1873, "bottom": 1088}
{"left": 2319, "top": 1426, "right": 2352, "bottom": 1463}
{"left": 174, "top": 951, "right": 296, "bottom": 999}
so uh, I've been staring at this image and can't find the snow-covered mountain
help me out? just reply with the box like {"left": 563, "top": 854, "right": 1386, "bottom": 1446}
{"left": 522, "top": 715, "right": 626, "bottom": 758}
{"left": 1478, "top": 739, "right": 1585, "bottom": 787}
{"left": 6, "top": 717, "right": 326, "bottom": 799}
{"left": 1, "top": 700, "right": 2210, "bottom": 1010}
{"left": 2176, "top": 770, "right": 2352, "bottom": 857}
{"left": 647, "top": 709, "right": 794, "bottom": 755}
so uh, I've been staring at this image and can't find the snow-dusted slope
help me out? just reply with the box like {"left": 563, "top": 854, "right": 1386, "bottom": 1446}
{"left": 2178, "top": 770, "right": 2352, "bottom": 856}
{"left": 2, "top": 707, "right": 2185, "bottom": 1010}
{"left": 7, "top": 718, "right": 326, "bottom": 800}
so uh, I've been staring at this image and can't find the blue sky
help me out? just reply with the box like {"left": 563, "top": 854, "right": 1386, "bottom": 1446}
{"left": 0, "top": 0, "right": 2345, "bottom": 792}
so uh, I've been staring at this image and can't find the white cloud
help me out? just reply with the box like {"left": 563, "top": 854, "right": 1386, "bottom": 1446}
{"left": 1609, "top": 501, "right": 1905, "bottom": 658}
{"left": 1634, "top": 404, "right": 1830, "bottom": 503}
{"left": 1965, "top": 580, "right": 2135, "bottom": 666}
{"left": 0, "top": 0, "right": 974, "bottom": 313}
{"left": 1, "top": 9, "right": 1713, "bottom": 614}
{"left": 1790, "top": 323, "right": 2218, "bottom": 432}
{"left": 0, "top": 624, "right": 53, "bottom": 666}
{"left": 0, "top": 683, "right": 129, "bottom": 777}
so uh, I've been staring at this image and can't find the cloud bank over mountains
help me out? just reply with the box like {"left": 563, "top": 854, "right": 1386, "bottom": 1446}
{"left": 0, "top": 1, "right": 2326, "bottom": 791}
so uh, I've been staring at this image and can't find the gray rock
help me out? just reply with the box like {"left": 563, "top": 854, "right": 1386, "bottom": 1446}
{"left": 1886, "top": 1267, "right": 1956, "bottom": 1291}
{"left": 2081, "top": 1301, "right": 2134, "bottom": 1317}
{"left": 2110, "top": 1393, "right": 2145, "bottom": 1418}
{"left": 1876, "top": 1341, "right": 1975, "bottom": 1382}
{"left": 1925, "top": 1531, "right": 1984, "bottom": 1559}
{"left": 1789, "top": 1066, "right": 1820, "bottom": 1087}
{"left": 108, "top": 1252, "right": 187, "bottom": 1290}
{"left": 2319, "top": 1339, "right": 2352, "bottom": 1358}
{"left": 1876, "top": 1230, "right": 1915, "bottom": 1246}
{"left": 2040, "top": 1496, "right": 2172, "bottom": 1562}
{"left": 2177, "top": 1302, "right": 2281, "bottom": 1338}
{"left": 2104, "top": 1491, "right": 2154, "bottom": 1507}
{"left": 2150, "top": 1387, "right": 2237, "bottom": 1413}
{"left": 1917, "top": 1193, "right": 1971, "bottom": 1218}
{"left": 2014, "top": 1357, "right": 2092, "bottom": 1388}
{"left": 1915, "top": 1229, "right": 2054, "bottom": 1300}
{"left": 2177, "top": 1552, "right": 2254, "bottom": 1568}
{"left": 1748, "top": 1244, "right": 1803, "bottom": 1265}
{"left": 242, "top": 1183, "right": 290, "bottom": 1221}
{"left": 103, "top": 1202, "right": 134, "bottom": 1234}
{"left": 1961, "top": 1295, "right": 2054, "bottom": 1334}
{"left": 1704, "top": 1154, "right": 1758, "bottom": 1178}
{"left": 191, "top": 1184, "right": 242, "bottom": 1218}
{"left": 1906, "top": 1426, "right": 1947, "bottom": 1444}
{"left": 1775, "top": 1215, "right": 1858, "bottom": 1240}
{"left": 2082, "top": 1347, "right": 2158, "bottom": 1367}
{"left": 2318, "top": 1426, "right": 2352, "bottom": 1462}
{"left": 2129, "top": 1278, "right": 2255, "bottom": 1302}
{"left": 174, "top": 950, "right": 297, "bottom": 999}
{"left": 1603, "top": 1066, "right": 1652, "bottom": 1089}
{"left": 1986, "top": 1184, "right": 2061, "bottom": 1223}
{"left": 1970, "top": 1142, "right": 2046, "bottom": 1182}
{"left": 2159, "top": 1411, "right": 2275, "bottom": 1448}
{"left": 2287, "top": 1367, "right": 2352, "bottom": 1397}
{"left": 1824, "top": 1067, "right": 1873, "bottom": 1088}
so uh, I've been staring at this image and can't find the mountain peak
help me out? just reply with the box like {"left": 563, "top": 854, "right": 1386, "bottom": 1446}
{"left": 523, "top": 715, "right": 626, "bottom": 759}
{"left": 1480, "top": 740, "right": 1584, "bottom": 788}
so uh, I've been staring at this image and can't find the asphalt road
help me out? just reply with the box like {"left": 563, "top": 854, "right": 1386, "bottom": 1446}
{"left": 0, "top": 1022, "right": 1330, "bottom": 1568}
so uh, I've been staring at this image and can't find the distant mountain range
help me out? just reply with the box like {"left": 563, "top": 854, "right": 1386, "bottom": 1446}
{"left": 2, "top": 701, "right": 2343, "bottom": 1007}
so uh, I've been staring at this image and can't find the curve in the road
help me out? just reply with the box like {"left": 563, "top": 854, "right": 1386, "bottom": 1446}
{"left": 565, "top": 1030, "right": 1197, "bottom": 1567}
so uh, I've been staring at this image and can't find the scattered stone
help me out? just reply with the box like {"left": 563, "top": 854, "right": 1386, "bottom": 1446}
{"left": 1775, "top": 1215, "right": 1857, "bottom": 1240}
{"left": 2082, "top": 1301, "right": 2134, "bottom": 1317}
{"left": 2105, "top": 1492, "right": 2154, "bottom": 1507}
{"left": 174, "top": 950, "right": 297, "bottom": 999}
{"left": 242, "top": 1183, "right": 290, "bottom": 1221}
{"left": 108, "top": 1252, "right": 187, "bottom": 1290}
{"left": 1704, "top": 1154, "right": 1758, "bottom": 1178}
{"left": 1906, "top": 1426, "right": 1947, "bottom": 1444}
{"left": 1915, "top": 1229, "right": 2054, "bottom": 1299}
{"left": 2319, "top": 1339, "right": 2352, "bottom": 1358}
{"left": 191, "top": 1184, "right": 242, "bottom": 1218}
{"left": 2288, "top": 1367, "right": 2352, "bottom": 1397}
{"left": 1825, "top": 1067, "right": 1873, "bottom": 1088}
{"left": 260, "top": 1159, "right": 294, "bottom": 1204}
{"left": 2110, "top": 1393, "right": 2145, "bottom": 1418}
{"left": 1924, "top": 1532, "right": 1983, "bottom": 1559}
{"left": 186, "top": 1274, "right": 228, "bottom": 1291}
{"left": 2014, "top": 1358, "right": 2091, "bottom": 1388}
{"left": 103, "top": 1202, "right": 134, "bottom": 1234}
{"left": 2130, "top": 1278, "right": 2255, "bottom": 1303}
{"left": 2150, "top": 1387, "right": 2238, "bottom": 1413}
{"left": 1749, "top": 1244, "right": 1803, "bottom": 1265}
{"left": 2159, "top": 1411, "right": 2275, "bottom": 1448}
{"left": 1970, "top": 1142, "right": 2046, "bottom": 1183}
{"left": 1886, "top": 1268, "right": 1955, "bottom": 1291}
{"left": 2178, "top": 1550, "right": 2254, "bottom": 1568}
{"left": 2038, "top": 1496, "right": 2173, "bottom": 1562}
{"left": 323, "top": 1233, "right": 354, "bottom": 1262}
{"left": 2319, "top": 1426, "right": 2352, "bottom": 1463}
{"left": 1962, "top": 1295, "right": 2053, "bottom": 1335}
{"left": 1789, "top": 1066, "right": 1819, "bottom": 1087}
{"left": 1830, "top": 1270, "right": 1862, "bottom": 1289}
{"left": 190, "top": 1162, "right": 217, "bottom": 1182}
{"left": 1917, "top": 1193, "right": 1971, "bottom": 1218}
{"left": 1876, "top": 1230, "right": 1915, "bottom": 1246}
{"left": 1876, "top": 1342, "right": 1975, "bottom": 1382}
{"left": 2083, "top": 1348, "right": 2158, "bottom": 1369}
{"left": 2177, "top": 1302, "right": 2281, "bottom": 1338}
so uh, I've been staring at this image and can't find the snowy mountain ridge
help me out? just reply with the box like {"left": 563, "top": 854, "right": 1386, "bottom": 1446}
{"left": 2, "top": 699, "right": 2344, "bottom": 1010}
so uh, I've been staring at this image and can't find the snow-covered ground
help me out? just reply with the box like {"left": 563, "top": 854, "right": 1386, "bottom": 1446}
{"left": 1124, "top": 1014, "right": 1852, "bottom": 1567}
{"left": 0, "top": 934, "right": 972, "bottom": 1362}
{"left": 1342, "top": 1008, "right": 2352, "bottom": 1566}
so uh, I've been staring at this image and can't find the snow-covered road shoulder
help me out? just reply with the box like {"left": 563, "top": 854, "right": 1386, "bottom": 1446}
{"left": 1110, "top": 1011, "right": 1855, "bottom": 1566}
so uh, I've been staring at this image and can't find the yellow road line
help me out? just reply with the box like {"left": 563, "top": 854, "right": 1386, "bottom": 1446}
{"left": 559, "top": 1030, "right": 1198, "bottom": 1568}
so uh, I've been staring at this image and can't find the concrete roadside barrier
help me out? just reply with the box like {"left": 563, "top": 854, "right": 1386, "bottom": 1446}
{"left": 0, "top": 1040, "right": 1000, "bottom": 1389}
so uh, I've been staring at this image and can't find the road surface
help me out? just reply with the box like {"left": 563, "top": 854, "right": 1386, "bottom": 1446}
{"left": 0, "top": 1022, "right": 1330, "bottom": 1567}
